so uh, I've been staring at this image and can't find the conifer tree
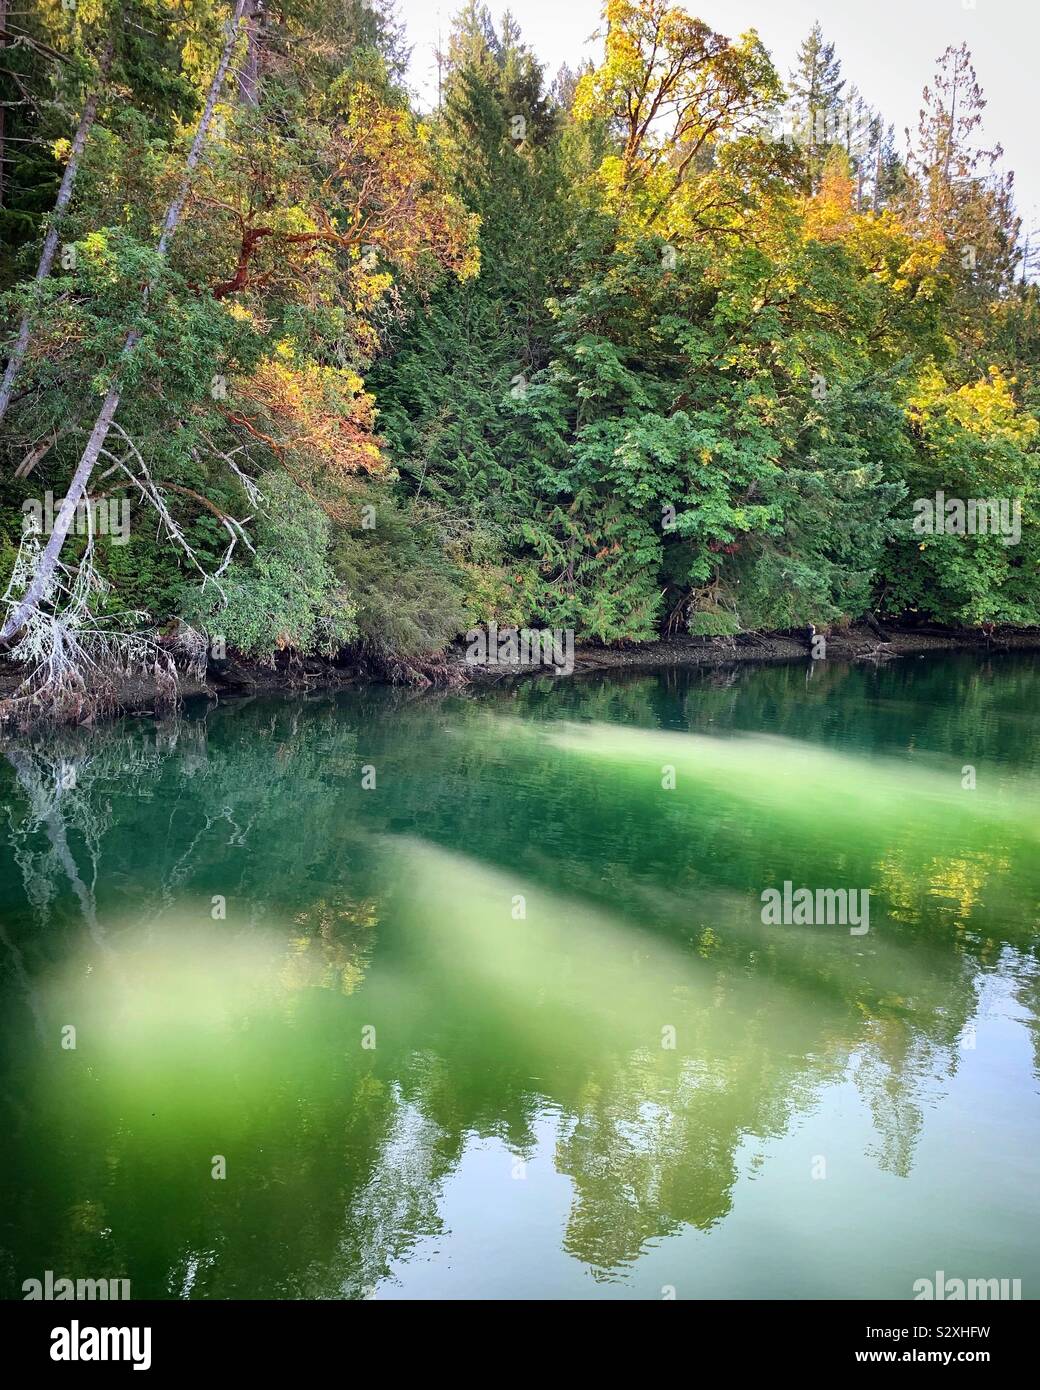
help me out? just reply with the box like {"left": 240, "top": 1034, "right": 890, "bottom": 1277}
{"left": 789, "top": 21, "right": 845, "bottom": 193}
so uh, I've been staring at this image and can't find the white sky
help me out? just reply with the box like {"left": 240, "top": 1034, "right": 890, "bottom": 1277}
{"left": 396, "top": 0, "right": 1039, "bottom": 244}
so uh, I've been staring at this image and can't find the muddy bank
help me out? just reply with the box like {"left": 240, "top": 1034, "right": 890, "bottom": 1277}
{"left": 0, "top": 654, "right": 358, "bottom": 728}
{"left": 3, "top": 622, "right": 1040, "bottom": 728}
{"left": 459, "top": 622, "right": 1040, "bottom": 681}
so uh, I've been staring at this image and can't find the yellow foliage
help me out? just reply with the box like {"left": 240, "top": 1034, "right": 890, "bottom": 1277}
{"left": 229, "top": 357, "right": 386, "bottom": 477}
{"left": 908, "top": 361, "right": 1038, "bottom": 445}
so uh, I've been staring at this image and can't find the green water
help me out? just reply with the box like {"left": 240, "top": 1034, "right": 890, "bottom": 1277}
{"left": 1, "top": 653, "right": 1038, "bottom": 1300}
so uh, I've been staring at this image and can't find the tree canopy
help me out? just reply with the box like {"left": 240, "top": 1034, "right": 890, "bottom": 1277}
{"left": 1, "top": 0, "right": 1037, "bottom": 714}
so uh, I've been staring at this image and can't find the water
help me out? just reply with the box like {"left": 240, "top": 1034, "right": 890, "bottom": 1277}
{"left": 1, "top": 652, "right": 1038, "bottom": 1300}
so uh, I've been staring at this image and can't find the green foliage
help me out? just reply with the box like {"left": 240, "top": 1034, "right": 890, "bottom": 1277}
{"left": 331, "top": 495, "right": 470, "bottom": 669}
{"left": 367, "top": 6, "right": 1037, "bottom": 647}
{"left": 688, "top": 611, "right": 739, "bottom": 637}
{"left": 2, "top": 0, "right": 1038, "bottom": 687}
{"left": 877, "top": 368, "right": 1040, "bottom": 624}
{"left": 184, "top": 473, "right": 356, "bottom": 659}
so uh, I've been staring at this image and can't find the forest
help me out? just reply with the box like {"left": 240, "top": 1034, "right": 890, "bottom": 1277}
{"left": 1, "top": 0, "right": 1038, "bottom": 716}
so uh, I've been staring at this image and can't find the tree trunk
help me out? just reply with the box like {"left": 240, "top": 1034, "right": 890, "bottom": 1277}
{"left": 238, "top": 0, "right": 264, "bottom": 107}
{"left": 0, "top": 0, "right": 8, "bottom": 209}
{"left": 0, "top": 37, "right": 115, "bottom": 424}
{"left": 0, "top": 0, "right": 250, "bottom": 645}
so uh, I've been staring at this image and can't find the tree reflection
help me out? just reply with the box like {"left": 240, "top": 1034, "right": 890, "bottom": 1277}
{"left": 1, "top": 656, "right": 1038, "bottom": 1296}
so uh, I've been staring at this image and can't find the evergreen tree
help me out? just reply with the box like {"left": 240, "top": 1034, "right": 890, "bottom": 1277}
{"left": 904, "top": 43, "right": 1021, "bottom": 358}
{"left": 788, "top": 21, "right": 845, "bottom": 193}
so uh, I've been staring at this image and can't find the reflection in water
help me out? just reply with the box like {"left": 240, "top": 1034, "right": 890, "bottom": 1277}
{"left": 0, "top": 653, "right": 1039, "bottom": 1299}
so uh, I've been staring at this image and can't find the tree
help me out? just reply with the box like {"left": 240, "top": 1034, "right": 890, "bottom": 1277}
{"left": 0, "top": 30, "right": 114, "bottom": 422}
{"left": 904, "top": 42, "right": 1020, "bottom": 335}
{"left": 788, "top": 21, "right": 845, "bottom": 194}
{"left": 1, "top": 0, "right": 479, "bottom": 706}
{"left": 0, "top": 0, "right": 253, "bottom": 647}
{"left": 367, "top": 5, "right": 571, "bottom": 639}
{"left": 574, "top": 0, "right": 784, "bottom": 236}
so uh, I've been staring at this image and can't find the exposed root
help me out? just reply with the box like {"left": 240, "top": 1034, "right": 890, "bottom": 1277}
{"left": 0, "top": 522, "right": 177, "bottom": 730}
{"left": 348, "top": 642, "right": 468, "bottom": 689}
{"left": 168, "top": 621, "right": 210, "bottom": 682}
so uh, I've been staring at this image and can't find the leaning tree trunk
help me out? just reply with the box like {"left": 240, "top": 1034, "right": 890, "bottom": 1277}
{"left": 0, "top": 0, "right": 8, "bottom": 210}
{"left": 238, "top": 0, "right": 263, "bottom": 107}
{"left": 0, "top": 37, "right": 115, "bottom": 424}
{"left": 0, "top": 0, "right": 250, "bottom": 645}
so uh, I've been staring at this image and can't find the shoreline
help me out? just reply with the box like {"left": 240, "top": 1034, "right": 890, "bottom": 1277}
{"left": 3, "top": 622, "right": 1040, "bottom": 729}
{"left": 469, "top": 623, "right": 1040, "bottom": 680}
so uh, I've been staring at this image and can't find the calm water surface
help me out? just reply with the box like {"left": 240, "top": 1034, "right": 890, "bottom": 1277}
{"left": 1, "top": 653, "right": 1038, "bottom": 1299}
